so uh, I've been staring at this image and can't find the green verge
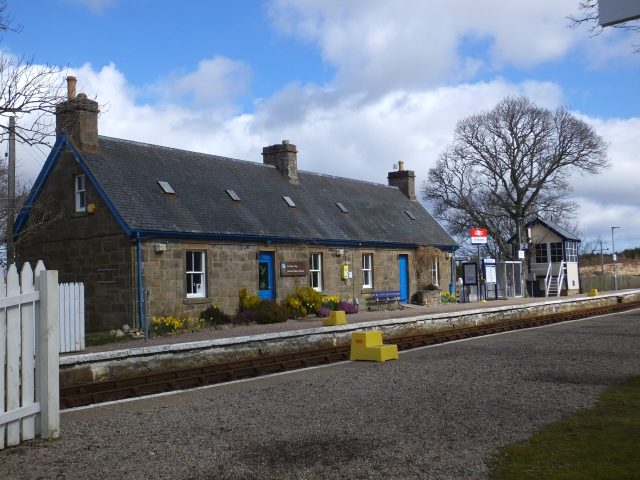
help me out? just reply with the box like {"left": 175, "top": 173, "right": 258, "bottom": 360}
{"left": 487, "top": 375, "right": 640, "bottom": 480}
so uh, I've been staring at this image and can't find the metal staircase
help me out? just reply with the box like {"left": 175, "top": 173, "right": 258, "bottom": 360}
{"left": 545, "top": 261, "right": 566, "bottom": 297}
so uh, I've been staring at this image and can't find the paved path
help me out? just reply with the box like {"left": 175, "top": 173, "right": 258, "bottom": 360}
{"left": 2, "top": 307, "right": 639, "bottom": 479}
{"left": 76, "top": 294, "right": 603, "bottom": 355}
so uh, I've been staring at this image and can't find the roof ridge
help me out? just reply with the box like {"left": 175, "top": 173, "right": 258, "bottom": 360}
{"left": 97, "top": 135, "right": 272, "bottom": 168}
{"left": 98, "top": 135, "right": 395, "bottom": 188}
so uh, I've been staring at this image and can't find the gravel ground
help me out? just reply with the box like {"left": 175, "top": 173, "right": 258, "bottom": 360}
{"left": 2, "top": 308, "right": 639, "bottom": 479}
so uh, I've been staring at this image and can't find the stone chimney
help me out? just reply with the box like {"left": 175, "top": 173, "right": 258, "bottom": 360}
{"left": 55, "top": 76, "right": 100, "bottom": 153}
{"left": 387, "top": 161, "right": 416, "bottom": 201}
{"left": 262, "top": 140, "right": 299, "bottom": 184}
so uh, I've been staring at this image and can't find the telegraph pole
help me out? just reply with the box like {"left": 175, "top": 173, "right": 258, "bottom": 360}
{"left": 7, "top": 116, "right": 16, "bottom": 266}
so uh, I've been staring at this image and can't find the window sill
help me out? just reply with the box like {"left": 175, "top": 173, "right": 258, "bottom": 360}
{"left": 184, "top": 297, "right": 211, "bottom": 305}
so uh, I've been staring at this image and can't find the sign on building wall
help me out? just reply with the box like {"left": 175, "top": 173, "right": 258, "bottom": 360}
{"left": 280, "top": 261, "right": 308, "bottom": 277}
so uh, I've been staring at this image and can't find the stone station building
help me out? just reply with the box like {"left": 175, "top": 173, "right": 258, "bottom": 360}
{"left": 15, "top": 77, "right": 456, "bottom": 331}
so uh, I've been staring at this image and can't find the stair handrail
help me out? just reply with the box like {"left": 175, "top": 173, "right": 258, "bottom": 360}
{"left": 556, "top": 261, "right": 566, "bottom": 297}
{"left": 545, "top": 262, "right": 552, "bottom": 297}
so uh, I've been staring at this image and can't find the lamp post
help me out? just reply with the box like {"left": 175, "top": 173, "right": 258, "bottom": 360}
{"left": 611, "top": 226, "right": 620, "bottom": 291}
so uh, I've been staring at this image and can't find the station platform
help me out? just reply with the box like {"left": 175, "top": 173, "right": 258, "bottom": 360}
{"left": 60, "top": 290, "right": 640, "bottom": 386}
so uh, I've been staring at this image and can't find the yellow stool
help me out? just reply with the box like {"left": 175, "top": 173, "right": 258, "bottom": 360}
{"left": 350, "top": 330, "right": 398, "bottom": 362}
{"left": 322, "top": 310, "right": 347, "bottom": 326}
{"left": 587, "top": 288, "right": 598, "bottom": 297}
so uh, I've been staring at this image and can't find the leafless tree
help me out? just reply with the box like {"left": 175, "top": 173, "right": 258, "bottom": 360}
{"left": 0, "top": 0, "right": 65, "bottom": 267}
{"left": 569, "top": 0, "right": 640, "bottom": 53}
{"left": 423, "top": 96, "right": 609, "bottom": 259}
{"left": 0, "top": 0, "right": 64, "bottom": 146}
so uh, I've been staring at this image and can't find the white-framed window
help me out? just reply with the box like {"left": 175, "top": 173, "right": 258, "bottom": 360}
{"left": 75, "top": 174, "right": 86, "bottom": 212}
{"left": 565, "top": 242, "right": 578, "bottom": 262}
{"left": 430, "top": 259, "right": 439, "bottom": 286}
{"left": 309, "top": 253, "right": 323, "bottom": 291}
{"left": 362, "top": 253, "right": 373, "bottom": 288}
{"left": 186, "top": 251, "right": 206, "bottom": 298}
{"left": 535, "top": 243, "right": 548, "bottom": 263}
{"left": 550, "top": 242, "right": 563, "bottom": 262}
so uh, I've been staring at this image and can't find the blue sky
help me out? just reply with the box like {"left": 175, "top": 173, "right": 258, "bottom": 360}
{"left": 4, "top": 0, "right": 640, "bottom": 251}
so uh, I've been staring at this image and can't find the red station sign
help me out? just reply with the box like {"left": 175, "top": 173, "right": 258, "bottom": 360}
{"left": 470, "top": 227, "right": 488, "bottom": 244}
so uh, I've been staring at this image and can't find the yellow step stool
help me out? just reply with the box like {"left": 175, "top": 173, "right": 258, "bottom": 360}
{"left": 587, "top": 288, "right": 598, "bottom": 297}
{"left": 322, "top": 310, "right": 347, "bottom": 326}
{"left": 350, "top": 330, "right": 399, "bottom": 362}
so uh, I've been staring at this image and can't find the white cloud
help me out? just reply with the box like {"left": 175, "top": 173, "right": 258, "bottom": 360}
{"left": 267, "top": 0, "right": 583, "bottom": 94}
{"left": 151, "top": 56, "right": 252, "bottom": 110}
{"left": 571, "top": 116, "right": 640, "bottom": 251}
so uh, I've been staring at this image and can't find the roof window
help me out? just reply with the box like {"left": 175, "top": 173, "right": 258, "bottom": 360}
{"left": 283, "top": 196, "right": 296, "bottom": 207}
{"left": 336, "top": 202, "right": 349, "bottom": 213}
{"left": 157, "top": 181, "right": 175, "bottom": 194}
{"left": 404, "top": 209, "right": 416, "bottom": 220}
{"left": 225, "top": 189, "right": 241, "bottom": 201}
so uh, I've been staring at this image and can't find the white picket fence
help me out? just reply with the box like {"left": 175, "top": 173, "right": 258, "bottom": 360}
{"left": 0, "top": 261, "right": 60, "bottom": 450}
{"left": 59, "top": 282, "right": 85, "bottom": 353}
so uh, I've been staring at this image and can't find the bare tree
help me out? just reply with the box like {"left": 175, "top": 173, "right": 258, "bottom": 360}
{"left": 0, "top": 0, "right": 64, "bottom": 146}
{"left": 423, "top": 96, "right": 608, "bottom": 259}
{"left": 569, "top": 0, "right": 640, "bottom": 53}
{"left": 0, "top": 0, "right": 65, "bottom": 267}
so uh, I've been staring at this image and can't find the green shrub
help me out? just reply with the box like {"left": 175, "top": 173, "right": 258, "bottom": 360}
{"left": 239, "top": 288, "right": 260, "bottom": 311}
{"left": 199, "top": 305, "right": 231, "bottom": 327}
{"left": 254, "top": 300, "right": 290, "bottom": 324}
{"left": 284, "top": 286, "right": 324, "bottom": 317}
{"left": 440, "top": 292, "right": 457, "bottom": 304}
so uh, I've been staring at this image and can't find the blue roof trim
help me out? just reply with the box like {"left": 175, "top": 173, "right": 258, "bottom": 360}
{"left": 14, "top": 133, "right": 133, "bottom": 238}
{"left": 14, "top": 136, "right": 66, "bottom": 236}
{"left": 132, "top": 229, "right": 458, "bottom": 251}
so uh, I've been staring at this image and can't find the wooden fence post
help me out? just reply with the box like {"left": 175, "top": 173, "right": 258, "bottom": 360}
{"left": 0, "top": 270, "right": 5, "bottom": 449}
{"left": 6, "top": 264, "right": 20, "bottom": 446}
{"left": 20, "top": 263, "right": 36, "bottom": 440}
{"left": 38, "top": 270, "right": 59, "bottom": 440}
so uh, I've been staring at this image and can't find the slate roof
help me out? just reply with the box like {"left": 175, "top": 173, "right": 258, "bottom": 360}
{"left": 24, "top": 135, "right": 457, "bottom": 249}
{"left": 526, "top": 217, "right": 581, "bottom": 242}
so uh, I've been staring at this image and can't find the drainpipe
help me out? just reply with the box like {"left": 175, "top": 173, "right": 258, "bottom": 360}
{"left": 136, "top": 232, "right": 146, "bottom": 338}
{"left": 450, "top": 247, "right": 456, "bottom": 294}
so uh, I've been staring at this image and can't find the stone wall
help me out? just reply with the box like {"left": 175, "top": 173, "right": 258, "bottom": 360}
{"left": 142, "top": 241, "right": 451, "bottom": 318}
{"left": 16, "top": 151, "right": 135, "bottom": 332}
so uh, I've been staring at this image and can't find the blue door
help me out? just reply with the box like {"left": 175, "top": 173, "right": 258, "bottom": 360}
{"left": 258, "top": 252, "right": 275, "bottom": 300}
{"left": 398, "top": 254, "right": 409, "bottom": 303}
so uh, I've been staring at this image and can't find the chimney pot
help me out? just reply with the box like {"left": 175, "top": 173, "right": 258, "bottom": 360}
{"left": 263, "top": 140, "right": 299, "bottom": 185}
{"left": 388, "top": 162, "right": 416, "bottom": 201}
{"left": 56, "top": 77, "right": 99, "bottom": 153}
{"left": 66, "top": 76, "right": 77, "bottom": 100}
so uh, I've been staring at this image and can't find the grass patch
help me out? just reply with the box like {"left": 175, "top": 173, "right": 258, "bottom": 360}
{"left": 85, "top": 331, "right": 140, "bottom": 347}
{"left": 488, "top": 375, "right": 640, "bottom": 479}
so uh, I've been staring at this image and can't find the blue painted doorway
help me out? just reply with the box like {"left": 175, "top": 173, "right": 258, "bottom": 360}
{"left": 398, "top": 254, "right": 409, "bottom": 303}
{"left": 258, "top": 252, "right": 275, "bottom": 300}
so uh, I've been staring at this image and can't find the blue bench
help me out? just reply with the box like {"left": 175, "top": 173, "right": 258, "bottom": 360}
{"left": 369, "top": 290, "right": 402, "bottom": 310}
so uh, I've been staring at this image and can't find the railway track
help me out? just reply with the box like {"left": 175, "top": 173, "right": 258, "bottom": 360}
{"left": 60, "top": 299, "right": 640, "bottom": 409}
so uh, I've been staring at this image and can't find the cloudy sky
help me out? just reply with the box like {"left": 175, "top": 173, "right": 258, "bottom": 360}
{"left": 5, "top": 0, "right": 639, "bottom": 251}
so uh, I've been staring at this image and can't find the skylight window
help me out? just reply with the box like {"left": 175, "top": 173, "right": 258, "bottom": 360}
{"left": 157, "top": 180, "right": 175, "bottom": 194}
{"left": 226, "top": 189, "right": 241, "bottom": 201}
{"left": 404, "top": 209, "right": 416, "bottom": 220}
{"left": 336, "top": 202, "right": 349, "bottom": 213}
{"left": 283, "top": 196, "right": 296, "bottom": 207}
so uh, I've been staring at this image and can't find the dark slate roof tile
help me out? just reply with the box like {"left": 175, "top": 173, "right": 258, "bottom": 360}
{"left": 83, "top": 136, "right": 456, "bottom": 248}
